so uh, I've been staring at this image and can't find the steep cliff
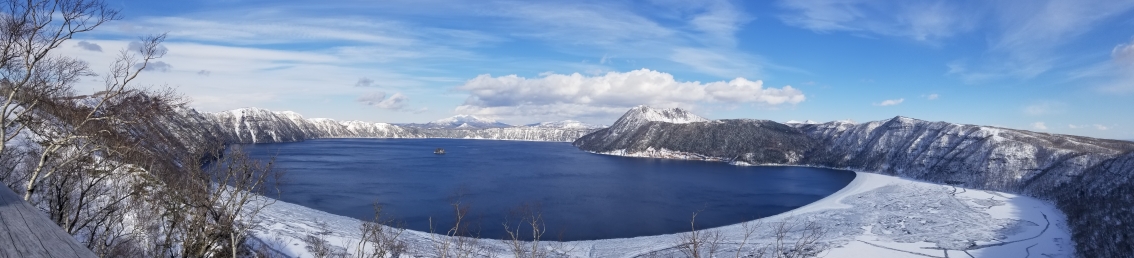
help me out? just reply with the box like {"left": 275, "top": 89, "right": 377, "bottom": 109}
{"left": 573, "top": 106, "right": 1134, "bottom": 257}
{"left": 204, "top": 108, "right": 601, "bottom": 143}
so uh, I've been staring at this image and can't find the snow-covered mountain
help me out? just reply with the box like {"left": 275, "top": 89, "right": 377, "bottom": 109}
{"left": 204, "top": 108, "right": 602, "bottom": 143}
{"left": 784, "top": 120, "right": 818, "bottom": 124}
{"left": 574, "top": 106, "right": 1134, "bottom": 258}
{"left": 410, "top": 114, "right": 512, "bottom": 129}
{"left": 524, "top": 120, "right": 604, "bottom": 129}
{"left": 207, "top": 108, "right": 417, "bottom": 143}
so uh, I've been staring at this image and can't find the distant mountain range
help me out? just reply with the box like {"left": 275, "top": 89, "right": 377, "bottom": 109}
{"left": 204, "top": 108, "right": 604, "bottom": 143}
{"left": 573, "top": 105, "right": 1134, "bottom": 258}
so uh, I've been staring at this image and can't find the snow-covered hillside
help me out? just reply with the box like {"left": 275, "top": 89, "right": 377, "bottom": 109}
{"left": 204, "top": 108, "right": 602, "bottom": 143}
{"left": 574, "top": 106, "right": 1134, "bottom": 258}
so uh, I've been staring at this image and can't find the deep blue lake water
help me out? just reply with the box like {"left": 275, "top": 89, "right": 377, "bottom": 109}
{"left": 239, "top": 138, "right": 855, "bottom": 241}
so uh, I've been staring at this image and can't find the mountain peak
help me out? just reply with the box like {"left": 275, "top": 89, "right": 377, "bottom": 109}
{"left": 426, "top": 114, "right": 510, "bottom": 129}
{"left": 623, "top": 106, "right": 707, "bottom": 124}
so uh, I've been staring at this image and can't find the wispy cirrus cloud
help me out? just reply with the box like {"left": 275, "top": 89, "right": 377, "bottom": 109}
{"left": 1023, "top": 101, "right": 1067, "bottom": 116}
{"left": 779, "top": 0, "right": 1134, "bottom": 83}
{"left": 777, "top": 0, "right": 975, "bottom": 42}
{"left": 873, "top": 98, "right": 904, "bottom": 106}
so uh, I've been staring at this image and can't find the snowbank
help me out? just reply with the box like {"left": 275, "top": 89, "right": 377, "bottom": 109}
{"left": 249, "top": 172, "right": 1073, "bottom": 258}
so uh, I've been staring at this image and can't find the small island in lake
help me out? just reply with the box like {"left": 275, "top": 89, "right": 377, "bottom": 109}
{"left": 434, "top": 148, "right": 445, "bottom": 155}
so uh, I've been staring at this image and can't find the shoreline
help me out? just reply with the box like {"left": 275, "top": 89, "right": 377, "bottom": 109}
{"left": 250, "top": 168, "right": 1072, "bottom": 257}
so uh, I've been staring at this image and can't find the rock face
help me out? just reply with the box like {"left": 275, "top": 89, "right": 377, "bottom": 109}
{"left": 573, "top": 106, "right": 1134, "bottom": 258}
{"left": 204, "top": 108, "right": 601, "bottom": 143}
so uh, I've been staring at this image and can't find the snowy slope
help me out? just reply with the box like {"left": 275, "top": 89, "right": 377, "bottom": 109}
{"left": 249, "top": 172, "right": 1072, "bottom": 258}
{"left": 203, "top": 108, "right": 602, "bottom": 143}
{"left": 574, "top": 106, "right": 1134, "bottom": 258}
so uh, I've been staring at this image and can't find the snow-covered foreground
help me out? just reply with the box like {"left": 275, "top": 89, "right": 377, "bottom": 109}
{"left": 249, "top": 172, "right": 1072, "bottom": 258}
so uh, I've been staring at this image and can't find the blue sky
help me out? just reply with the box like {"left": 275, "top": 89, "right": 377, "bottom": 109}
{"left": 63, "top": 0, "right": 1134, "bottom": 139}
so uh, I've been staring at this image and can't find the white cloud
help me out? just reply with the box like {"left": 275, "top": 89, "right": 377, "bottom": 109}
{"left": 1031, "top": 122, "right": 1047, "bottom": 130}
{"left": 455, "top": 69, "right": 804, "bottom": 121}
{"left": 57, "top": 40, "right": 428, "bottom": 112}
{"left": 1023, "top": 101, "right": 1066, "bottom": 116}
{"left": 1068, "top": 124, "right": 1110, "bottom": 130}
{"left": 136, "top": 61, "right": 172, "bottom": 72}
{"left": 1097, "top": 38, "right": 1134, "bottom": 93}
{"left": 926, "top": 93, "right": 939, "bottom": 100}
{"left": 75, "top": 41, "right": 102, "bottom": 52}
{"left": 356, "top": 77, "right": 376, "bottom": 87}
{"left": 873, "top": 98, "right": 904, "bottom": 106}
{"left": 357, "top": 92, "right": 409, "bottom": 110}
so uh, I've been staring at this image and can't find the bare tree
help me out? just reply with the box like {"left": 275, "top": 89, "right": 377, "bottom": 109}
{"left": 429, "top": 194, "right": 486, "bottom": 258}
{"left": 766, "top": 219, "right": 825, "bottom": 258}
{"left": 734, "top": 216, "right": 827, "bottom": 258}
{"left": 676, "top": 210, "right": 726, "bottom": 258}
{"left": 0, "top": 0, "right": 120, "bottom": 189}
{"left": 502, "top": 202, "right": 549, "bottom": 258}
{"left": 20, "top": 33, "right": 168, "bottom": 202}
{"left": 356, "top": 201, "right": 407, "bottom": 258}
{"left": 139, "top": 145, "right": 283, "bottom": 257}
{"left": 734, "top": 219, "right": 762, "bottom": 258}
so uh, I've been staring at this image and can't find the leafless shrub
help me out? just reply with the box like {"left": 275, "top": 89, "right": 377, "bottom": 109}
{"left": 734, "top": 219, "right": 762, "bottom": 258}
{"left": 676, "top": 210, "right": 726, "bottom": 258}
{"left": 766, "top": 218, "right": 826, "bottom": 258}
{"left": 742, "top": 216, "right": 827, "bottom": 258}
{"left": 305, "top": 221, "right": 347, "bottom": 258}
{"left": 502, "top": 202, "right": 551, "bottom": 258}
{"left": 246, "top": 235, "right": 292, "bottom": 258}
{"left": 356, "top": 201, "right": 407, "bottom": 258}
{"left": 137, "top": 145, "right": 283, "bottom": 257}
{"left": 429, "top": 193, "right": 487, "bottom": 258}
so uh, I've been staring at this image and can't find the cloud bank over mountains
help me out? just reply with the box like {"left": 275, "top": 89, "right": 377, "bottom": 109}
{"left": 454, "top": 69, "right": 805, "bottom": 121}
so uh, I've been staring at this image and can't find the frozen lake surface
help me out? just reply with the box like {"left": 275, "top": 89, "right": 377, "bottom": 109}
{"left": 239, "top": 138, "right": 855, "bottom": 240}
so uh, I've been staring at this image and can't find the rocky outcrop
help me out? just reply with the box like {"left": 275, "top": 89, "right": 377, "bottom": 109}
{"left": 574, "top": 106, "right": 1134, "bottom": 258}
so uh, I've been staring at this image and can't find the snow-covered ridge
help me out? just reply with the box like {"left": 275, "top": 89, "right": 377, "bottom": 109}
{"left": 574, "top": 107, "right": 1134, "bottom": 258}
{"left": 621, "top": 105, "right": 707, "bottom": 124}
{"left": 421, "top": 114, "right": 511, "bottom": 129}
{"left": 524, "top": 120, "right": 604, "bottom": 129}
{"left": 204, "top": 108, "right": 603, "bottom": 143}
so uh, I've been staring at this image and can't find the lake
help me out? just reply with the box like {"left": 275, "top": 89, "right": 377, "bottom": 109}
{"left": 238, "top": 138, "right": 856, "bottom": 241}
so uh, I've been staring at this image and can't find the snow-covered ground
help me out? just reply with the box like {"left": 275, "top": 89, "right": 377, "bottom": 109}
{"left": 249, "top": 172, "right": 1072, "bottom": 258}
